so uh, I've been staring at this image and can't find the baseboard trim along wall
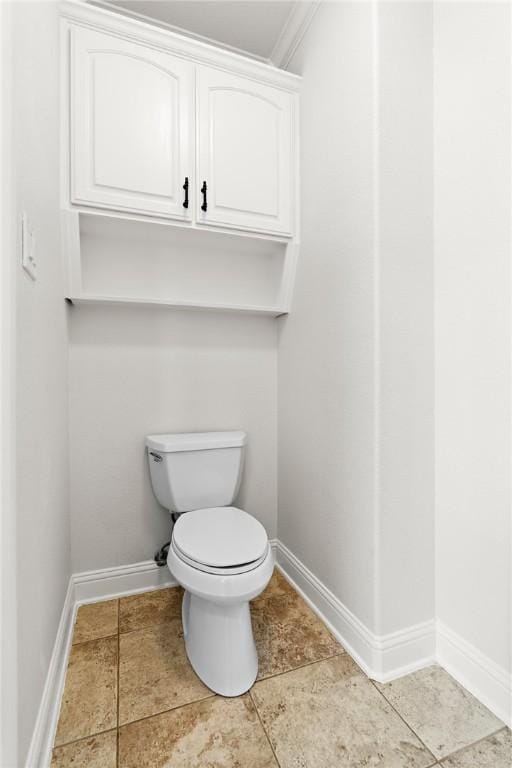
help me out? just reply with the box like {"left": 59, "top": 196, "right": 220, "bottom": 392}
{"left": 73, "top": 559, "right": 177, "bottom": 604}
{"left": 26, "top": 539, "right": 510, "bottom": 766}
{"left": 274, "top": 540, "right": 436, "bottom": 683}
{"left": 437, "top": 620, "right": 512, "bottom": 728}
{"left": 24, "top": 579, "right": 77, "bottom": 768}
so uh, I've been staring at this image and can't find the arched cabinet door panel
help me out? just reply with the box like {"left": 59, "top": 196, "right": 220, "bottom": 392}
{"left": 197, "top": 67, "right": 294, "bottom": 236}
{"left": 70, "top": 27, "right": 193, "bottom": 220}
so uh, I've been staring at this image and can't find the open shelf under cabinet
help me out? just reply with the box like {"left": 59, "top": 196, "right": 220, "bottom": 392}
{"left": 63, "top": 210, "right": 297, "bottom": 318}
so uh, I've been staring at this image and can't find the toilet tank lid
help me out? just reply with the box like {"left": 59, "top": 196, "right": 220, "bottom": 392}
{"left": 146, "top": 431, "right": 247, "bottom": 453}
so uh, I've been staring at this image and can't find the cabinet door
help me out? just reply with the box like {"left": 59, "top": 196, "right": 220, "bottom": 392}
{"left": 197, "top": 67, "right": 294, "bottom": 236}
{"left": 70, "top": 27, "right": 193, "bottom": 220}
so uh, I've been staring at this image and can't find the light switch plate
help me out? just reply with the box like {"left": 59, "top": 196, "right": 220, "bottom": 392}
{"left": 21, "top": 212, "right": 37, "bottom": 281}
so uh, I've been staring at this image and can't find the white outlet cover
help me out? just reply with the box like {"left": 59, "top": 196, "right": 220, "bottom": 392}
{"left": 21, "top": 212, "right": 37, "bottom": 281}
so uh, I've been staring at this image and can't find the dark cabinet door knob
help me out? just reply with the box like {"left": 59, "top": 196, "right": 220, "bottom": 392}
{"left": 182, "top": 177, "right": 189, "bottom": 209}
{"left": 201, "top": 181, "right": 207, "bottom": 212}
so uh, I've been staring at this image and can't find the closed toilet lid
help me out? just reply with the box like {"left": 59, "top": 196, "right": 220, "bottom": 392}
{"left": 172, "top": 506, "right": 268, "bottom": 569}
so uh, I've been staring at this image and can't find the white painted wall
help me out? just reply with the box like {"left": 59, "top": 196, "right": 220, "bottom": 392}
{"left": 376, "top": 1, "right": 434, "bottom": 635}
{"left": 70, "top": 308, "right": 277, "bottom": 571}
{"left": 434, "top": 0, "right": 511, "bottom": 675}
{"left": 279, "top": 0, "right": 378, "bottom": 630}
{"left": 280, "top": 1, "right": 435, "bottom": 636}
{"left": 11, "top": 2, "right": 71, "bottom": 762}
{"left": 0, "top": 3, "right": 18, "bottom": 764}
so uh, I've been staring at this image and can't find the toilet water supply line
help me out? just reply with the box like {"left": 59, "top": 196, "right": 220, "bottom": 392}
{"left": 154, "top": 512, "right": 181, "bottom": 566}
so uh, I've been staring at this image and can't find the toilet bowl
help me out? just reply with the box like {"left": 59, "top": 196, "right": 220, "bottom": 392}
{"left": 146, "top": 431, "right": 273, "bottom": 696}
{"left": 169, "top": 506, "right": 273, "bottom": 695}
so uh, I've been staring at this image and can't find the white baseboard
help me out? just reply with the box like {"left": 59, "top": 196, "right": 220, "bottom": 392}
{"left": 437, "top": 620, "right": 511, "bottom": 728}
{"left": 275, "top": 540, "right": 436, "bottom": 683}
{"left": 25, "top": 580, "right": 77, "bottom": 768}
{"left": 73, "top": 559, "right": 176, "bottom": 605}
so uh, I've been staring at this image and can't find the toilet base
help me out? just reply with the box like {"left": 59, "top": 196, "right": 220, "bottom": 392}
{"left": 182, "top": 591, "right": 258, "bottom": 696}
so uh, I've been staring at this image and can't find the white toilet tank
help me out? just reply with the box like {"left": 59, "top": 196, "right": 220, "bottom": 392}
{"left": 146, "top": 431, "right": 246, "bottom": 513}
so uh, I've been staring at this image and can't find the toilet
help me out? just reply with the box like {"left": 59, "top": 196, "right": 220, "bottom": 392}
{"left": 146, "top": 430, "right": 273, "bottom": 696}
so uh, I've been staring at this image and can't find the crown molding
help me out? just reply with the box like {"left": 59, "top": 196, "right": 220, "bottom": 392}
{"left": 270, "top": 0, "right": 321, "bottom": 70}
{"left": 60, "top": 0, "right": 301, "bottom": 92}
{"left": 87, "top": 0, "right": 271, "bottom": 64}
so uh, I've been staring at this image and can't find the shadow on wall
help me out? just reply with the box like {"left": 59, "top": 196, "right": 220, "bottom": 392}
{"left": 69, "top": 303, "right": 277, "bottom": 348}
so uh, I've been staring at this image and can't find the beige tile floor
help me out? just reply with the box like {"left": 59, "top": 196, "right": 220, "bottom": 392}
{"left": 52, "top": 570, "right": 510, "bottom": 767}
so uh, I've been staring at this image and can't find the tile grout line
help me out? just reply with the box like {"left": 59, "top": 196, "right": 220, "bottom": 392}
{"left": 430, "top": 726, "right": 508, "bottom": 766}
{"left": 249, "top": 688, "right": 282, "bottom": 768}
{"left": 118, "top": 693, "right": 218, "bottom": 732}
{"left": 368, "top": 678, "right": 438, "bottom": 766}
{"left": 368, "top": 679, "right": 508, "bottom": 767}
{"left": 71, "top": 631, "right": 118, "bottom": 647}
{"left": 54, "top": 693, "right": 216, "bottom": 751}
{"left": 117, "top": 617, "right": 182, "bottom": 638}
{"left": 118, "top": 693, "right": 217, "bottom": 731}
{"left": 52, "top": 726, "right": 118, "bottom": 752}
{"left": 256, "top": 649, "right": 346, "bottom": 684}
{"left": 53, "top": 602, "right": 124, "bottom": 755}
{"left": 117, "top": 598, "right": 339, "bottom": 639}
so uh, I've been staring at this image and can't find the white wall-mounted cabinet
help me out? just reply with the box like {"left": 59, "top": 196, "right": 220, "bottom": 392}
{"left": 63, "top": 4, "right": 299, "bottom": 240}
{"left": 197, "top": 67, "right": 293, "bottom": 236}
{"left": 60, "top": 0, "right": 300, "bottom": 315}
{"left": 70, "top": 27, "right": 194, "bottom": 221}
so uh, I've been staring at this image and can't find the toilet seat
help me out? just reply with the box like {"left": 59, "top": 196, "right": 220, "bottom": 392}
{"left": 172, "top": 506, "right": 268, "bottom": 575}
{"left": 171, "top": 539, "right": 269, "bottom": 575}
